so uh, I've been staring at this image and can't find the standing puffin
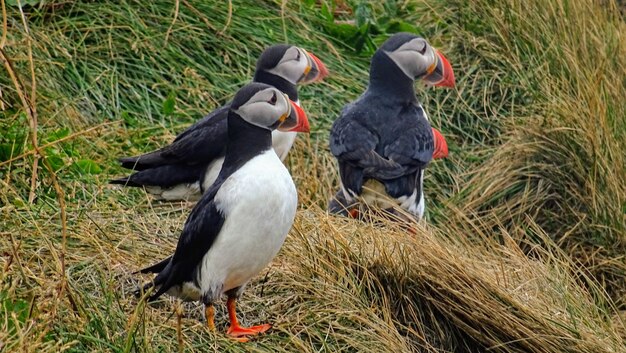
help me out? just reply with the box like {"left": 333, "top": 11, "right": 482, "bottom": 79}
{"left": 137, "top": 82, "right": 309, "bottom": 340}
{"left": 111, "top": 45, "right": 327, "bottom": 201}
{"left": 328, "top": 33, "right": 454, "bottom": 220}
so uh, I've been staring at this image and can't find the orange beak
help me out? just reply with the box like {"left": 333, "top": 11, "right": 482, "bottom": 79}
{"left": 278, "top": 100, "right": 310, "bottom": 133}
{"left": 301, "top": 52, "right": 329, "bottom": 83}
{"left": 423, "top": 51, "right": 455, "bottom": 88}
{"left": 432, "top": 128, "right": 448, "bottom": 159}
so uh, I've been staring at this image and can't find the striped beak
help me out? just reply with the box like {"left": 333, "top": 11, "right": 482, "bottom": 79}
{"left": 423, "top": 50, "right": 455, "bottom": 88}
{"left": 278, "top": 99, "right": 310, "bottom": 133}
{"left": 300, "top": 51, "right": 329, "bottom": 84}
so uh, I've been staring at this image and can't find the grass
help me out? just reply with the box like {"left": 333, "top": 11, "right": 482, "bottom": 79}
{"left": 1, "top": 0, "right": 625, "bottom": 352}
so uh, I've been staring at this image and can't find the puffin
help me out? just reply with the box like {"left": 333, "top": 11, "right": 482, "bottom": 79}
{"left": 111, "top": 45, "right": 328, "bottom": 201}
{"left": 328, "top": 33, "right": 454, "bottom": 221}
{"left": 137, "top": 82, "right": 309, "bottom": 340}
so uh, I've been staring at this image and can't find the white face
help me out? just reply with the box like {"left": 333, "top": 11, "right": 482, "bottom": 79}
{"left": 266, "top": 46, "right": 310, "bottom": 84}
{"left": 384, "top": 38, "right": 437, "bottom": 79}
{"left": 233, "top": 88, "right": 291, "bottom": 130}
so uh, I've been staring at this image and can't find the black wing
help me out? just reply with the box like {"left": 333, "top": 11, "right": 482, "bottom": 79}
{"left": 119, "top": 106, "right": 230, "bottom": 171}
{"left": 380, "top": 115, "right": 434, "bottom": 198}
{"left": 146, "top": 183, "right": 226, "bottom": 301}
{"left": 330, "top": 117, "right": 371, "bottom": 195}
{"left": 384, "top": 124, "right": 434, "bottom": 167}
{"left": 330, "top": 116, "right": 408, "bottom": 195}
{"left": 110, "top": 164, "right": 205, "bottom": 188}
{"left": 137, "top": 256, "right": 171, "bottom": 274}
{"left": 174, "top": 105, "right": 230, "bottom": 142}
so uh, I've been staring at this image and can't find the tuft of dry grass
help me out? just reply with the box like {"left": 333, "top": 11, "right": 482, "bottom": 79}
{"left": 448, "top": 0, "right": 626, "bottom": 307}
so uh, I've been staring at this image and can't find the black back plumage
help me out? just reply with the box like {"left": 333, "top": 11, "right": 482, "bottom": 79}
{"left": 330, "top": 34, "right": 435, "bottom": 199}
{"left": 112, "top": 46, "right": 298, "bottom": 190}
{"left": 173, "top": 45, "right": 296, "bottom": 143}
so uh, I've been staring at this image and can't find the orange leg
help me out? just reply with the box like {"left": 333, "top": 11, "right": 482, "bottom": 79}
{"left": 348, "top": 208, "right": 360, "bottom": 219}
{"left": 205, "top": 305, "right": 215, "bottom": 331}
{"left": 226, "top": 297, "right": 271, "bottom": 339}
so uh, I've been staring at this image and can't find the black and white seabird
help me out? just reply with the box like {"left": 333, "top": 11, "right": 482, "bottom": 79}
{"left": 137, "top": 82, "right": 310, "bottom": 340}
{"left": 111, "top": 45, "right": 327, "bottom": 201}
{"left": 328, "top": 33, "right": 454, "bottom": 220}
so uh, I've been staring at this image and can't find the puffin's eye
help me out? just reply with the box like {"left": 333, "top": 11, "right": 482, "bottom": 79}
{"left": 295, "top": 51, "right": 301, "bottom": 61}
{"left": 268, "top": 92, "right": 277, "bottom": 105}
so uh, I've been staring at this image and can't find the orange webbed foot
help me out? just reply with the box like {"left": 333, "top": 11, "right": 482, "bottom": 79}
{"left": 227, "top": 323, "right": 272, "bottom": 338}
{"left": 225, "top": 296, "right": 272, "bottom": 341}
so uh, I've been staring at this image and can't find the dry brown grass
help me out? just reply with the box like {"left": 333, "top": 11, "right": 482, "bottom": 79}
{"left": 450, "top": 0, "right": 626, "bottom": 307}
{"left": 4, "top": 169, "right": 626, "bottom": 352}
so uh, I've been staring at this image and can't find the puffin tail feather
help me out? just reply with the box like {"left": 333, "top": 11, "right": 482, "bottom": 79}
{"left": 134, "top": 281, "right": 156, "bottom": 298}
{"left": 146, "top": 271, "right": 174, "bottom": 302}
{"left": 135, "top": 256, "right": 172, "bottom": 274}
{"left": 134, "top": 257, "right": 173, "bottom": 301}
{"left": 134, "top": 272, "right": 171, "bottom": 302}
{"left": 109, "top": 176, "right": 142, "bottom": 187}
{"left": 147, "top": 286, "right": 169, "bottom": 302}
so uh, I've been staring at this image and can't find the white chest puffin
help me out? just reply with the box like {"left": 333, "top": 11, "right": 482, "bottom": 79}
{"left": 137, "top": 82, "right": 310, "bottom": 340}
{"left": 111, "top": 45, "right": 327, "bottom": 201}
{"left": 328, "top": 33, "right": 454, "bottom": 220}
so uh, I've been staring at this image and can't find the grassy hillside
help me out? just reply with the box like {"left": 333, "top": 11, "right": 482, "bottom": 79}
{"left": 1, "top": 0, "right": 625, "bottom": 352}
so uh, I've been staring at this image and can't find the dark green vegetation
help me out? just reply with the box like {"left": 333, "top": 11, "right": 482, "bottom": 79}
{"left": 1, "top": 0, "right": 625, "bottom": 352}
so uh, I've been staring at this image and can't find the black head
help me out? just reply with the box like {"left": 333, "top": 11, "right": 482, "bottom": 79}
{"left": 374, "top": 32, "right": 455, "bottom": 87}
{"left": 230, "top": 82, "right": 309, "bottom": 133}
{"left": 255, "top": 45, "right": 329, "bottom": 85}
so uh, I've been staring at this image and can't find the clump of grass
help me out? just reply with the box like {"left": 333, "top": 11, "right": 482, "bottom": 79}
{"left": 292, "top": 210, "right": 625, "bottom": 352}
{"left": 4, "top": 197, "right": 624, "bottom": 352}
{"left": 443, "top": 0, "right": 626, "bottom": 306}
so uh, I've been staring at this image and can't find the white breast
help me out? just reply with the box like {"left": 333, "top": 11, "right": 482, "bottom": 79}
{"left": 195, "top": 149, "right": 298, "bottom": 298}
{"left": 271, "top": 99, "right": 300, "bottom": 161}
{"left": 148, "top": 130, "right": 296, "bottom": 202}
{"left": 271, "top": 131, "right": 297, "bottom": 160}
{"left": 201, "top": 157, "right": 225, "bottom": 191}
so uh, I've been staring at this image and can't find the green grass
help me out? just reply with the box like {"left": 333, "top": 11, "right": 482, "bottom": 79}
{"left": 1, "top": 0, "right": 625, "bottom": 352}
